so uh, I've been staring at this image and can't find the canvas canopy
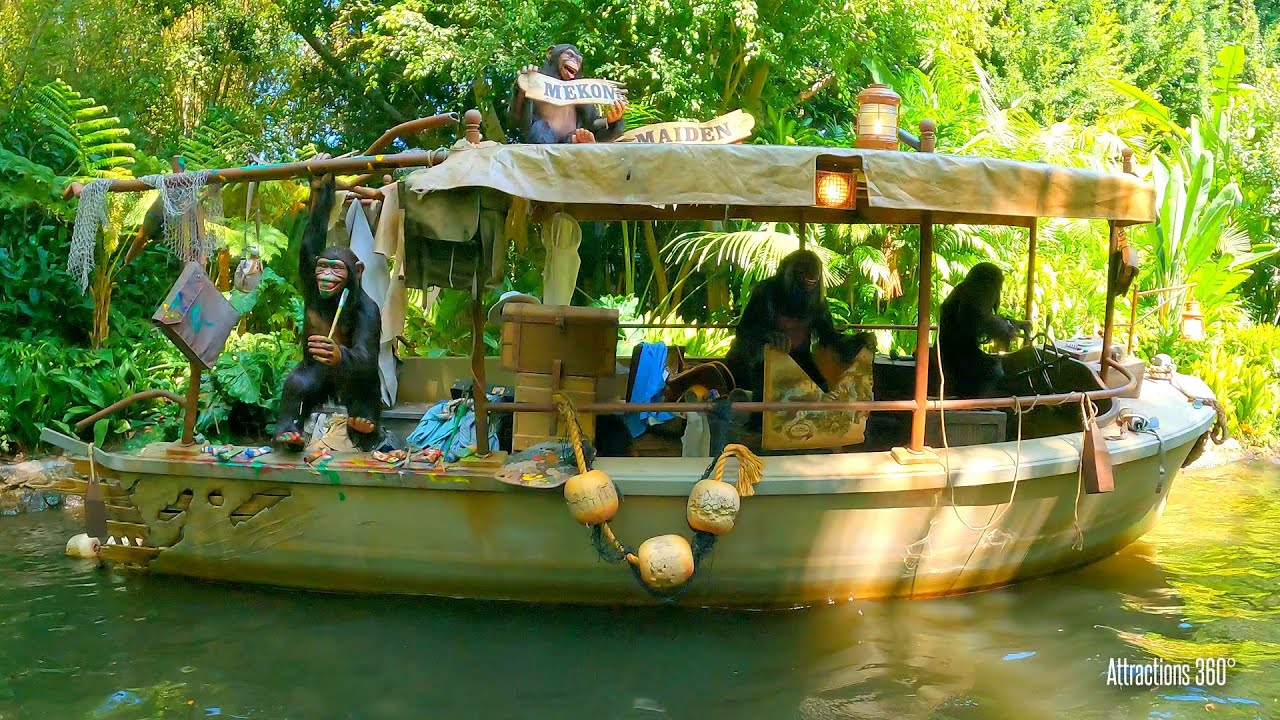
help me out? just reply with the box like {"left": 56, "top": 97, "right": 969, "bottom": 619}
{"left": 402, "top": 143, "right": 1155, "bottom": 227}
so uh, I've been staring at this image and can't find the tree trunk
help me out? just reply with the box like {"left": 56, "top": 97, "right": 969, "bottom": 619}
{"left": 294, "top": 23, "right": 407, "bottom": 124}
{"left": 90, "top": 266, "right": 111, "bottom": 350}
{"left": 642, "top": 221, "right": 670, "bottom": 306}
{"left": 742, "top": 61, "right": 772, "bottom": 115}
{"left": 473, "top": 70, "right": 509, "bottom": 143}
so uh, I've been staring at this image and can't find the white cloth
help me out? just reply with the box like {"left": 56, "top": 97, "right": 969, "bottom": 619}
{"left": 680, "top": 412, "right": 711, "bottom": 457}
{"left": 342, "top": 200, "right": 397, "bottom": 407}
{"left": 541, "top": 212, "right": 581, "bottom": 306}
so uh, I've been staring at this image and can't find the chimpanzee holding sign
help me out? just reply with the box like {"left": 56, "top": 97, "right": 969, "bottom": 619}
{"left": 508, "top": 44, "right": 628, "bottom": 144}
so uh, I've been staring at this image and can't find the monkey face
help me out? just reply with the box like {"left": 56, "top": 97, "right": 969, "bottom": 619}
{"left": 556, "top": 48, "right": 582, "bottom": 80}
{"left": 315, "top": 257, "right": 348, "bottom": 298}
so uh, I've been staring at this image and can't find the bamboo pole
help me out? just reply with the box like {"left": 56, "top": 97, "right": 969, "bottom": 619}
{"left": 910, "top": 215, "right": 935, "bottom": 452}
{"left": 1100, "top": 221, "right": 1119, "bottom": 382}
{"left": 1024, "top": 220, "right": 1037, "bottom": 342}
{"left": 484, "top": 357, "right": 1137, "bottom": 415}
{"left": 64, "top": 149, "right": 451, "bottom": 197}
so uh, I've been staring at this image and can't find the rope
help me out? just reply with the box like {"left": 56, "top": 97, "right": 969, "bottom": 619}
{"left": 1070, "top": 395, "right": 1097, "bottom": 551}
{"left": 709, "top": 443, "right": 763, "bottom": 497}
{"left": 553, "top": 393, "right": 589, "bottom": 474}
{"left": 1155, "top": 372, "right": 1229, "bottom": 445}
{"left": 935, "top": 339, "right": 1029, "bottom": 534}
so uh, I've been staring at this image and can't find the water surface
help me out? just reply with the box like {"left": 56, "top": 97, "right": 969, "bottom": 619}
{"left": 1, "top": 461, "right": 1277, "bottom": 719}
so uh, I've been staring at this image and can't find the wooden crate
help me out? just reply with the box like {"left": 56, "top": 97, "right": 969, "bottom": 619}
{"left": 513, "top": 371, "right": 598, "bottom": 451}
{"left": 500, "top": 304, "right": 618, "bottom": 378}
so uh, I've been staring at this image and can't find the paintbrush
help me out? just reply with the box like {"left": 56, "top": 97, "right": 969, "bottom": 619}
{"left": 327, "top": 288, "right": 349, "bottom": 339}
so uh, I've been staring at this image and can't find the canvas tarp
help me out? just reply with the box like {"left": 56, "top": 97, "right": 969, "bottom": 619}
{"left": 402, "top": 144, "right": 1155, "bottom": 226}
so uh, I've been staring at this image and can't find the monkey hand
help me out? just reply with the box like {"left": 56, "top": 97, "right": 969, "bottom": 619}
{"left": 309, "top": 153, "right": 333, "bottom": 189}
{"left": 520, "top": 64, "right": 539, "bottom": 77}
{"left": 605, "top": 98, "right": 628, "bottom": 124}
{"left": 307, "top": 335, "right": 342, "bottom": 366}
{"left": 768, "top": 331, "right": 792, "bottom": 354}
{"left": 569, "top": 128, "right": 597, "bottom": 143}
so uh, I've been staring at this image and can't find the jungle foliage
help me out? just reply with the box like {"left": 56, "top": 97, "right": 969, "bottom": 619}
{"left": 2, "top": 0, "right": 1280, "bottom": 450}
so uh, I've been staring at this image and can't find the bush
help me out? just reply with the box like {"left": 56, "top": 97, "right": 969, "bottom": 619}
{"left": 1183, "top": 324, "right": 1280, "bottom": 444}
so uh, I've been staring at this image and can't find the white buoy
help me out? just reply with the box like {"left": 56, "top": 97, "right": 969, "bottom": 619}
{"left": 66, "top": 533, "right": 101, "bottom": 559}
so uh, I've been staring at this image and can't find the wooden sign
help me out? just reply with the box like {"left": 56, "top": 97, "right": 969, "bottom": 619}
{"left": 517, "top": 72, "right": 625, "bottom": 107}
{"left": 619, "top": 110, "right": 756, "bottom": 145}
{"left": 152, "top": 262, "right": 240, "bottom": 369}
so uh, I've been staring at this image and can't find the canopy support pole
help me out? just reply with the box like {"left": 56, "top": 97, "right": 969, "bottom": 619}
{"left": 1100, "top": 221, "right": 1119, "bottom": 383}
{"left": 470, "top": 277, "right": 491, "bottom": 457}
{"left": 1024, "top": 220, "right": 1038, "bottom": 343}
{"left": 909, "top": 215, "right": 934, "bottom": 453}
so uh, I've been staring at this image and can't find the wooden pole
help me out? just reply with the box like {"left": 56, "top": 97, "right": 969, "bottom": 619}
{"left": 919, "top": 120, "right": 936, "bottom": 153}
{"left": 910, "top": 215, "right": 934, "bottom": 452}
{"left": 1100, "top": 221, "right": 1119, "bottom": 382}
{"left": 470, "top": 285, "right": 491, "bottom": 456}
{"left": 1024, "top": 220, "right": 1038, "bottom": 341}
{"left": 181, "top": 362, "right": 202, "bottom": 446}
{"left": 64, "top": 148, "right": 451, "bottom": 198}
{"left": 1127, "top": 285, "right": 1139, "bottom": 355}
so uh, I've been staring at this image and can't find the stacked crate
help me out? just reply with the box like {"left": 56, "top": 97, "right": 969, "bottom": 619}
{"left": 500, "top": 304, "right": 620, "bottom": 451}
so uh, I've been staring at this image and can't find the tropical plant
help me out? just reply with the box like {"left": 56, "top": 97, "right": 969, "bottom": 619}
{"left": 197, "top": 331, "right": 300, "bottom": 441}
{"left": 27, "top": 79, "right": 137, "bottom": 179}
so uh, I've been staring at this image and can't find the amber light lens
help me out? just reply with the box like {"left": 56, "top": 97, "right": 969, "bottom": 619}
{"left": 816, "top": 171, "right": 853, "bottom": 209}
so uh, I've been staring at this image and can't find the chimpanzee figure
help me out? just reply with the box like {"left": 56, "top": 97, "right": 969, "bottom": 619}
{"left": 273, "top": 174, "right": 382, "bottom": 452}
{"left": 724, "top": 249, "right": 876, "bottom": 402}
{"left": 507, "top": 43, "right": 628, "bottom": 144}
{"left": 938, "top": 262, "right": 1030, "bottom": 398}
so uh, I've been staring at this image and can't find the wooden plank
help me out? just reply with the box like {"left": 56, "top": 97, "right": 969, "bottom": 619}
{"left": 106, "top": 521, "right": 149, "bottom": 544}
{"left": 106, "top": 504, "right": 145, "bottom": 523}
{"left": 38, "top": 474, "right": 128, "bottom": 499}
{"left": 100, "top": 544, "right": 162, "bottom": 565}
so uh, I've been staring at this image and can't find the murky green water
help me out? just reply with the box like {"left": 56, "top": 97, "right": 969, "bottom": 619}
{"left": 1, "top": 462, "right": 1278, "bottom": 720}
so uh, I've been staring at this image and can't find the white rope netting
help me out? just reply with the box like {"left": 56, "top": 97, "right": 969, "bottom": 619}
{"left": 66, "top": 170, "right": 225, "bottom": 293}
{"left": 139, "top": 170, "right": 223, "bottom": 264}
{"left": 68, "top": 179, "right": 113, "bottom": 292}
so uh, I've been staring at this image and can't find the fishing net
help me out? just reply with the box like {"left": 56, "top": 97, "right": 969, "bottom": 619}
{"left": 67, "top": 179, "right": 113, "bottom": 292}
{"left": 139, "top": 170, "right": 223, "bottom": 264}
{"left": 66, "top": 171, "right": 225, "bottom": 293}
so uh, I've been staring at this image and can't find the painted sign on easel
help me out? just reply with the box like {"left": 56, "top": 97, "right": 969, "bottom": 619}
{"left": 618, "top": 110, "right": 756, "bottom": 145}
{"left": 153, "top": 262, "right": 239, "bottom": 369}
{"left": 516, "top": 72, "right": 627, "bottom": 107}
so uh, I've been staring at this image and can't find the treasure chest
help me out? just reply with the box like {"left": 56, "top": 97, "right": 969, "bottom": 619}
{"left": 501, "top": 304, "right": 619, "bottom": 377}
{"left": 501, "top": 304, "right": 620, "bottom": 451}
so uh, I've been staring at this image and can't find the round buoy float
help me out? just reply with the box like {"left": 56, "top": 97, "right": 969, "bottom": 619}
{"left": 66, "top": 533, "right": 101, "bottom": 559}
{"left": 686, "top": 478, "right": 741, "bottom": 535}
{"left": 563, "top": 469, "right": 619, "bottom": 525}
{"left": 637, "top": 534, "right": 695, "bottom": 590}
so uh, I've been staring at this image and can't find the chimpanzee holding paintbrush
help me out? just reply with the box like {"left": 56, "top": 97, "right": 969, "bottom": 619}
{"left": 273, "top": 167, "right": 382, "bottom": 452}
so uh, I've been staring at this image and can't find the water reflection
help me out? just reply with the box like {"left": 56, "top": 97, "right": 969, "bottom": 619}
{"left": 1, "top": 462, "right": 1277, "bottom": 719}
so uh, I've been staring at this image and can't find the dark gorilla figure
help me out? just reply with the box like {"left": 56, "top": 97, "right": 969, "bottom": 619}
{"left": 938, "top": 262, "right": 1030, "bottom": 398}
{"left": 507, "top": 43, "right": 628, "bottom": 144}
{"left": 725, "top": 250, "right": 875, "bottom": 402}
{"left": 273, "top": 174, "right": 382, "bottom": 452}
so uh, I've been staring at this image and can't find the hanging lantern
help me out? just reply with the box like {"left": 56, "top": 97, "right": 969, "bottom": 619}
{"left": 563, "top": 469, "right": 619, "bottom": 525}
{"left": 637, "top": 534, "right": 696, "bottom": 590}
{"left": 1180, "top": 300, "right": 1205, "bottom": 341}
{"left": 686, "top": 479, "right": 741, "bottom": 535}
{"left": 854, "top": 85, "right": 901, "bottom": 150}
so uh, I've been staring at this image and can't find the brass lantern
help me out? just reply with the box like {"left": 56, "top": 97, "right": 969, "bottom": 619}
{"left": 815, "top": 170, "right": 855, "bottom": 209}
{"left": 1180, "top": 300, "right": 1205, "bottom": 341}
{"left": 854, "top": 85, "right": 901, "bottom": 150}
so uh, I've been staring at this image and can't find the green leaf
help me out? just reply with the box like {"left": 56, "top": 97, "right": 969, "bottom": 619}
{"left": 93, "top": 419, "right": 108, "bottom": 448}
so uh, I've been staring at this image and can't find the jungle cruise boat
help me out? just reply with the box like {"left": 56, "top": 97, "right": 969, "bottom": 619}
{"left": 39, "top": 105, "right": 1224, "bottom": 607}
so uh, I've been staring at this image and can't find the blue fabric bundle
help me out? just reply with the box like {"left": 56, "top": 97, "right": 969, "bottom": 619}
{"left": 624, "top": 342, "right": 675, "bottom": 438}
{"left": 407, "top": 392, "right": 502, "bottom": 461}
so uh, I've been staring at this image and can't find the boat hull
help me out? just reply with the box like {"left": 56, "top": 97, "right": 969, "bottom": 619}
{"left": 46, "top": 380, "right": 1215, "bottom": 607}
